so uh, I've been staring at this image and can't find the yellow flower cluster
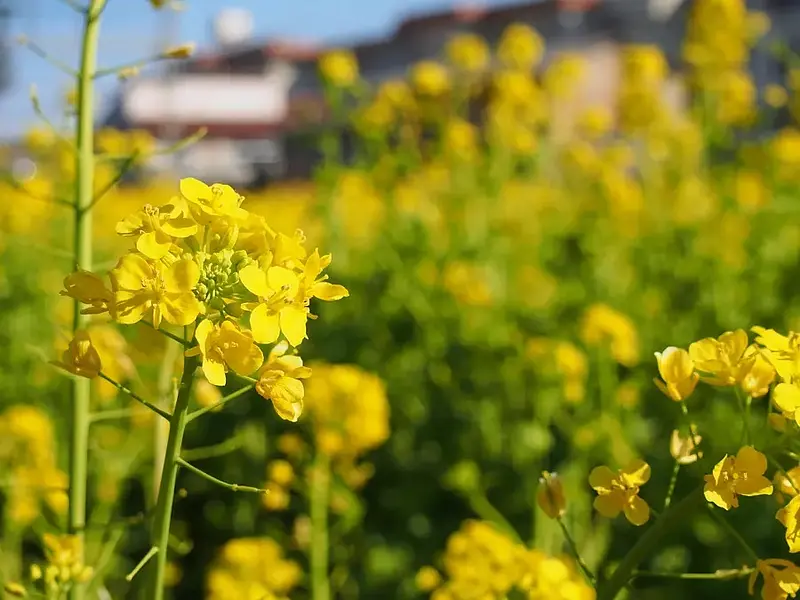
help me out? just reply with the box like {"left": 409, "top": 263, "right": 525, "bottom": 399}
{"left": 29, "top": 534, "right": 93, "bottom": 597}
{"left": 304, "top": 363, "right": 389, "bottom": 459}
{"left": 58, "top": 177, "right": 348, "bottom": 422}
{"left": 421, "top": 520, "right": 594, "bottom": 599}
{"left": 206, "top": 537, "right": 301, "bottom": 600}
{"left": 580, "top": 304, "right": 639, "bottom": 367}
{"left": 526, "top": 338, "right": 588, "bottom": 404}
{"left": 0, "top": 406, "right": 68, "bottom": 525}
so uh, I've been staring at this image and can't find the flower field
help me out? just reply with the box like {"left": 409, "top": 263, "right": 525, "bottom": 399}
{"left": 4, "top": 0, "right": 800, "bottom": 599}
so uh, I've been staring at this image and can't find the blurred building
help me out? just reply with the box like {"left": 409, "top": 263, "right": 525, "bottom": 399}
{"left": 102, "top": 0, "right": 800, "bottom": 187}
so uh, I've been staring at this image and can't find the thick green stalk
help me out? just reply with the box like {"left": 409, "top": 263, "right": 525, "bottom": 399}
{"left": 597, "top": 486, "right": 705, "bottom": 600}
{"left": 69, "top": 3, "right": 106, "bottom": 600}
{"left": 147, "top": 355, "right": 198, "bottom": 600}
{"left": 310, "top": 453, "right": 331, "bottom": 600}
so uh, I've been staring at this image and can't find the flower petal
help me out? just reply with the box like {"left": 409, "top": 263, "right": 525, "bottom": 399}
{"left": 180, "top": 177, "right": 211, "bottom": 203}
{"left": 164, "top": 259, "right": 200, "bottom": 293}
{"left": 311, "top": 282, "right": 349, "bottom": 301}
{"left": 621, "top": 459, "right": 651, "bottom": 486}
{"left": 250, "top": 304, "right": 281, "bottom": 345}
{"left": 736, "top": 445, "right": 768, "bottom": 476}
{"left": 593, "top": 492, "right": 623, "bottom": 518}
{"left": 280, "top": 305, "right": 308, "bottom": 347}
{"left": 239, "top": 265, "right": 270, "bottom": 298}
{"left": 203, "top": 358, "right": 227, "bottom": 387}
{"left": 624, "top": 495, "right": 650, "bottom": 526}
{"left": 589, "top": 466, "right": 616, "bottom": 492}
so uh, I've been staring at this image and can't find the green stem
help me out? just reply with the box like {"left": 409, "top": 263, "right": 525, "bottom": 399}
{"left": 664, "top": 462, "right": 681, "bottom": 510}
{"left": 468, "top": 492, "right": 522, "bottom": 544}
{"left": 632, "top": 568, "right": 753, "bottom": 580}
{"left": 145, "top": 354, "right": 198, "bottom": 600}
{"left": 98, "top": 373, "right": 171, "bottom": 421}
{"left": 556, "top": 516, "right": 596, "bottom": 584}
{"left": 186, "top": 384, "right": 254, "bottom": 422}
{"left": 176, "top": 458, "right": 266, "bottom": 493}
{"left": 597, "top": 485, "right": 705, "bottom": 600}
{"left": 68, "top": 3, "right": 106, "bottom": 600}
{"left": 125, "top": 547, "right": 158, "bottom": 582}
{"left": 310, "top": 452, "right": 331, "bottom": 600}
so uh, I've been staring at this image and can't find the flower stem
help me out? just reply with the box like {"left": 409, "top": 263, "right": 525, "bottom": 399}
{"left": 597, "top": 484, "right": 705, "bottom": 600}
{"left": 707, "top": 505, "right": 760, "bottom": 563}
{"left": 145, "top": 354, "right": 198, "bottom": 600}
{"left": 310, "top": 452, "right": 331, "bottom": 600}
{"left": 632, "top": 568, "right": 753, "bottom": 580}
{"left": 68, "top": 3, "right": 107, "bottom": 600}
{"left": 664, "top": 462, "right": 681, "bottom": 510}
{"left": 556, "top": 516, "right": 596, "bottom": 584}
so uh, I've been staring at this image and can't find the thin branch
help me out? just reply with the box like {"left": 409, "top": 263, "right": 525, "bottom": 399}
{"left": 89, "top": 408, "right": 137, "bottom": 423}
{"left": 176, "top": 457, "right": 267, "bottom": 494}
{"left": 186, "top": 384, "right": 255, "bottom": 422}
{"left": 154, "top": 127, "right": 208, "bottom": 155}
{"left": 633, "top": 568, "right": 753, "bottom": 580}
{"left": 57, "top": 0, "right": 87, "bottom": 12}
{"left": 95, "top": 55, "right": 168, "bottom": 79}
{"left": 556, "top": 516, "right": 596, "bottom": 584}
{"left": 19, "top": 37, "right": 78, "bottom": 76}
{"left": 182, "top": 436, "right": 243, "bottom": 461}
{"left": 1, "top": 173, "right": 73, "bottom": 207}
{"left": 125, "top": 546, "right": 158, "bottom": 582}
{"left": 140, "top": 321, "right": 190, "bottom": 347}
{"left": 84, "top": 151, "right": 140, "bottom": 213}
{"left": 99, "top": 373, "right": 171, "bottom": 421}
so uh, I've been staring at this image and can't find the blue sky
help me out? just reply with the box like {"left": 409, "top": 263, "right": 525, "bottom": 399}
{"left": 2, "top": 0, "right": 522, "bottom": 139}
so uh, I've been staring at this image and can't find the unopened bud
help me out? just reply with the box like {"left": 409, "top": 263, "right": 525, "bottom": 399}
{"left": 536, "top": 471, "right": 566, "bottom": 519}
{"left": 163, "top": 43, "right": 195, "bottom": 59}
{"left": 118, "top": 66, "right": 141, "bottom": 80}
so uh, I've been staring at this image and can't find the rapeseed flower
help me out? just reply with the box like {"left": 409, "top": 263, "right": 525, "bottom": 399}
{"left": 189, "top": 319, "right": 263, "bottom": 386}
{"left": 654, "top": 346, "right": 699, "bottom": 402}
{"left": 52, "top": 330, "right": 102, "bottom": 379}
{"left": 704, "top": 446, "right": 773, "bottom": 510}
{"left": 748, "top": 559, "right": 800, "bottom": 600}
{"left": 589, "top": 460, "right": 651, "bottom": 525}
{"left": 255, "top": 340, "right": 311, "bottom": 422}
{"left": 536, "top": 471, "right": 566, "bottom": 519}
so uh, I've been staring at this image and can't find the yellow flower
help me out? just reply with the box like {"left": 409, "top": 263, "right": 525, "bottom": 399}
{"left": 60, "top": 270, "right": 113, "bottom": 316}
{"left": 446, "top": 33, "right": 489, "bottom": 73}
{"left": 654, "top": 347, "right": 699, "bottom": 402}
{"left": 753, "top": 326, "right": 800, "bottom": 382}
{"left": 261, "top": 482, "right": 290, "bottom": 511}
{"left": 740, "top": 351, "right": 776, "bottom": 398}
{"left": 179, "top": 177, "right": 248, "bottom": 224}
{"left": 240, "top": 263, "right": 304, "bottom": 345}
{"left": 497, "top": 23, "right": 543, "bottom": 70}
{"left": 775, "top": 467, "right": 800, "bottom": 504}
{"left": 163, "top": 43, "right": 195, "bottom": 59}
{"left": 190, "top": 319, "right": 264, "bottom": 386}
{"left": 267, "top": 460, "right": 294, "bottom": 487}
{"left": 52, "top": 330, "right": 102, "bottom": 379}
{"left": 589, "top": 460, "right": 651, "bottom": 526}
{"left": 766, "top": 84, "right": 789, "bottom": 108}
{"left": 778, "top": 495, "right": 800, "bottom": 553}
{"left": 704, "top": 446, "right": 773, "bottom": 510}
{"left": 111, "top": 253, "right": 201, "bottom": 328}
{"left": 773, "top": 383, "right": 800, "bottom": 425}
{"left": 318, "top": 50, "right": 359, "bottom": 87}
{"left": 748, "top": 559, "right": 800, "bottom": 600}
{"left": 194, "top": 377, "right": 222, "bottom": 410}
{"left": 689, "top": 329, "right": 751, "bottom": 385}
{"left": 410, "top": 61, "right": 450, "bottom": 96}
{"left": 536, "top": 471, "right": 566, "bottom": 519}
{"left": 415, "top": 566, "right": 442, "bottom": 592}
{"left": 255, "top": 341, "right": 311, "bottom": 422}
{"left": 580, "top": 304, "right": 639, "bottom": 366}
{"left": 670, "top": 426, "right": 703, "bottom": 465}
{"left": 116, "top": 202, "right": 197, "bottom": 260}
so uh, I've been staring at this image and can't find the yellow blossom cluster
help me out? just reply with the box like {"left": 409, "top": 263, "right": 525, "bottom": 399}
{"left": 205, "top": 537, "right": 301, "bottom": 600}
{"left": 28, "top": 534, "right": 93, "bottom": 597}
{"left": 580, "top": 304, "right": 639, "bottom": 367}
{"left": 0, "top": 405, "right": 68, "bottom": 525}
{"left": 57, "top": 177, "right": 348, "bottom": 422}
{"left": 420, "top": 520, "right": 594, "bottom": 599}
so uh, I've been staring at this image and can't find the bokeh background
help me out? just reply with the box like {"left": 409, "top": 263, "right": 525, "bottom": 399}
{"left": 3, "top": 0, "right": 800, "bottom": 598}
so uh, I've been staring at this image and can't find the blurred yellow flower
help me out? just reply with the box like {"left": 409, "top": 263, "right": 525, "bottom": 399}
{"left": 497, "top": 23, "right": 543, "bottom": 70}
{"left": 416, "top": 566, "right": 442, "bottom": 592}
{"left": 752, "top": 326, "right": 800, "bottom": 382}
{"left": 778, "top": 494, "right": 800, "bottom": 553}
{"left": 748, "top": 558, "right": 800, "bottom": 600}
{"left": 446, "top": 33, "right": 489, "bottom": 73}
{"left": 704, "top": 446, "right": 773, "bottom": 510}
{"left": 410, "top": 61, "right": 450, "bottom": 96}
{"left": 318, "top": 49, "right": 359, "bottom": 87}
{"left": 580, "top": 304, "right": 639, "bottom": 366}
{"left": 670, "top": 427, "right": 703, "bottom": 465}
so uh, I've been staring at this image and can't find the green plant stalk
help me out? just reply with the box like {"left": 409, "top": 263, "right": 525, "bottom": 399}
{"left": 310, "top": 452, "right": 331, "bottom": 600}
{"left": 597, "top": 485, "right": 705, "bottom": 600}
{"left": 146, "top": 355, "right": 198, "bottom": 600}
{"left": 69, "top": 3, "right": 106, "bottom": 600}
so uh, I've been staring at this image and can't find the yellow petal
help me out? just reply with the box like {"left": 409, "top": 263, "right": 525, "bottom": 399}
{"left": 311, "top": 282, "right": 349, "bottom": 301}
{"left": 774, "top": 383, "right": 800, "bottom": 414}
{"left": 239, "top": 265, "right": 270, "bottom": 298}
{"left": 621, "top": 459, "right": 651, "bottom": 487}
{"left": 268, "top": 266, "right": 299, "bottom": 297}
{"left": 270, "top": 377, "right": 305, "bottom": 422}
{"left": 737, "top": 474, "right": 774, "bottom": 497}
{"left": 593, "top": 492, "right": 623, "bottom": 518}
{"left": 161, "top": 293, "right": 200, "bottom": 326}
{"left": 180, "top": 177, "right": 211, "bottom": 202}
{"left": 589, "top": 466, "right": 616, "bottom": 492}
{"left": 161, "top": 217, "right": 198, "bottom": 238}
{"left": 111, "top": 253, "right": 152, "bottom": 290}
{"left": 194, "top": 319, "right": 214, "bottom": 352}
{"left": 226, "top": 343, "right": 264, "bottom": 377}
{"left": 164, "top": 259, "right": 200, "bottom": 293}
{"left": 250, "top": 304, "right": 281, "bottom": 344}
{"left": 624, "top": 495, "right": 650, "bottom": 526}
{"left": 280, "top": 305, "right": 308, "bottom": 347}
{"left": 136, "top": 231, "right": 172, "bottom": 259}
{"left": 203, "top": 358, "right": 226, "bottom": 386}
{"left": 736, "top": 445, "right": 768, "bottom": 476}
